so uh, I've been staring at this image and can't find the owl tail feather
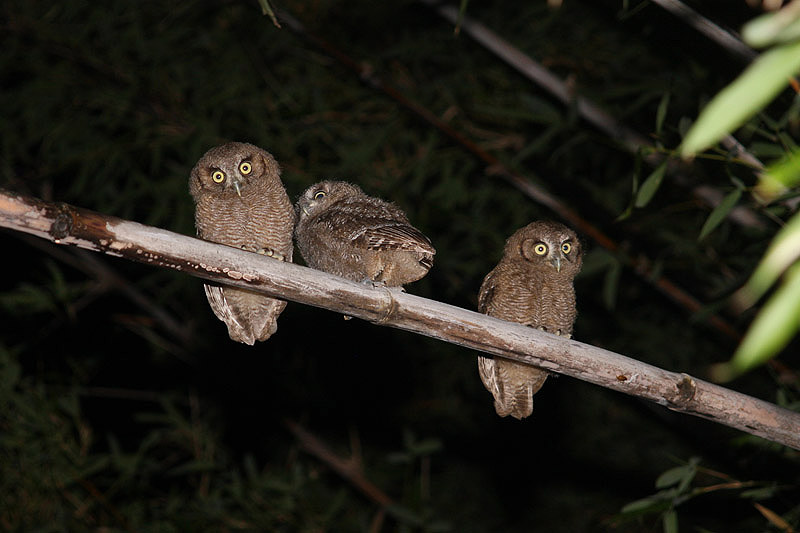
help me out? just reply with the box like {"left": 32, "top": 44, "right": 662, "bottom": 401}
{"left": 502, "top": 387, "right": 535, "bottom": 420}
{"left": 496, "top": 371, "right": 548, "bottom": 420}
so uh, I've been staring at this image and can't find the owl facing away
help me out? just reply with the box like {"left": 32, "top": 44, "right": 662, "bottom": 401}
{"left": 189, "top": 141, "right": 295, "bottom": 345}
{"left": 477, "top": 221, "right": 583, "bottom": 419}
{"left": 294, "top": 180, "right": 435, "bottom": 287}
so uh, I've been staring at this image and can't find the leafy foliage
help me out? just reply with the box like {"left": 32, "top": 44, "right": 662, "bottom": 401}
{"left": 680, "top": 1, "right": 800, "bottom": 379}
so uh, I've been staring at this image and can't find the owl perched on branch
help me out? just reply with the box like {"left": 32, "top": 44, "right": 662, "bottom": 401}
{"left": 478, "top": 221, "right": 583, "bottom": 419}
{"left": 294, "top": 180, "right": 435, "bottom": 287}
{"left": 189, "top": 141, "right": 295, "bottom": 345}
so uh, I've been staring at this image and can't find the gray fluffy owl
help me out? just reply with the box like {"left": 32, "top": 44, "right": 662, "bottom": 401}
{"left": 189, "top": 141, "right": 295, "bottom": 345}
{"left": 294, "top": 181, "right": 435, "bottom": 286}
{"left": 477, "top": 221, "right": 582, "bottom": 419}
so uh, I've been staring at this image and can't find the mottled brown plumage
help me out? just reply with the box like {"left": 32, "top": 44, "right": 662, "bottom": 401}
{"left": 189, "top": 142, "right": 295, "bottom": 344}
{"left": 294, "top": 181, "right": 435, "bottom": 286}
{"left": 477, "top": 221, "right": 582, "bottom": 419}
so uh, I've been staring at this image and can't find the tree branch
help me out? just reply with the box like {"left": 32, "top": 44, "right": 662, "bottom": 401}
{"left": 1, "top": 189, "right": 798, "bottom": 450}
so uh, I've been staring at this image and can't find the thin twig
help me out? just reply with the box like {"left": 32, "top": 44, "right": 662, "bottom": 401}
{"left": 284, "top": 420, "right": 393, "bottom": 507}
{"left": 650, "top": 0, "right": 757, "bottom": 63}
{"left": 2, "top": 190, "right": 798, "bottom": 449}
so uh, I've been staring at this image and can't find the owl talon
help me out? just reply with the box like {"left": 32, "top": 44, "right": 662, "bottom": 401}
{"left": 257, "top": 248, "right": 286, "bottom": 261}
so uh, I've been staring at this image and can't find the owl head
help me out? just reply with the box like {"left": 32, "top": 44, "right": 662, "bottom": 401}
{"left": 296, "top": 180, "right": 363, "bottom": 219}
{"left": 507, "top": 221, "right": 582, "bottom": 277}
{"left": 189, "top": 142, "right": 280, "bottom": 200}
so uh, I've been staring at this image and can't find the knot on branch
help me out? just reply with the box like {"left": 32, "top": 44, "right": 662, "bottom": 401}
{"left": 668, "top": 373, "right": 697, "bottom": 408}
{"left": 48, "top": 204, "right": 74, "bottom": 240}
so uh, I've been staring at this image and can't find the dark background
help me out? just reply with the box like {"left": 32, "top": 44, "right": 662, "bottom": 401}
{"left": 1, "top": 0, "right": 798, "bottom": 531}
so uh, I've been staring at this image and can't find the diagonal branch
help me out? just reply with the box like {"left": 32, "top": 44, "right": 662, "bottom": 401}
{"left": 1, "top": 189, "right": 798, "bottom": 449}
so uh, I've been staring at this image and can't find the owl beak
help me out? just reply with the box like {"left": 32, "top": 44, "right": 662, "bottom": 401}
{"left": 550, "top": 255, "right": 562, "bottom": 273}
{"left": 232, "top": 180, "right": 242, "bottom": 197}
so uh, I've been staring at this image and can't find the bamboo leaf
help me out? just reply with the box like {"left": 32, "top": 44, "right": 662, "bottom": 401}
{"left": 663, "top": 509, "right": 679, "bottom": 533}
{"left": 634, "top": 160, "right": 668, "bottom": 208}
{"left": 656, "top": 90, "right": 671, "bottom": 135}
{"left": 755, "top": 147, "right": 800, "bottom": 202}
{"left": 733, "top": 210, "right": 800, "bottom": 306}
{"left": 742, "top": 2, "right": 800, "bottom": 48}
{"left": 726, "top": 262, "right": 800, "bottom": 377}
{"left": 698, "top": 188, "right": 742, "bottom": 241}
{"left": 656, "top": 466, "right": 691, "bottom": 489}
{"left": 257, "top": 0, "right": 281, "bottom": 27}
{"left": 455, "top": 0, "right": 470, "bottom": 35}
{"left": 680, "top": 41, "right": 800, "bottom": 157}
{"left": 621, "top": 496, "right": 669, "bottom": 515}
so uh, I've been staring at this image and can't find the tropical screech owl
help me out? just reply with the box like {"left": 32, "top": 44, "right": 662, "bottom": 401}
{"left": 189, "top": 141, "right": 295, "bottom": 345}
{"left": 294, "top": 180, "right": 435, "bottom": 287}
{"left": 477, "top": 221, "right": 582, "bottom": 419}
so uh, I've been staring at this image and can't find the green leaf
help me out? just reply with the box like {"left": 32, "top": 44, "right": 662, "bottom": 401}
{"left": 455, "top": 0, "right": 470, "bottom": 35}
{"left": 756, "top": 148, "right": 800, "bottom": 202}
{"left": 635, "top": 160, "right": 668, "bottom": 208}
{"left": 656, "top": 466, "right": 690, "bottom": 489}
{"left": 734, "top": 210, "right": 800, "bottom": 306}
{"left": 663, "top": 509, "right": 679, "bottom": 533}
{"left": 698, "top": 188, "right": 742, "bottom": 241}
{"left": 256, "top": 0, "right": 281, "bottom": 27}
{"left": 740, "top": 485, "right": 779, "bottom": 500}
{"left": 742, "top": 2, "right": 800, "bottom": 48}
{"left": 729, "top": 262, "right": 800, "bottom": 377}
{"left": 621, "top": 495, "right": 669, "bottom": 515}
{"left": 616, "top": 151, "right": 644, "bottom": 221}
{"left": 656, "top": 90, "right": 671, "bottom": 135}
{"left": 680, "top": 41, "right": 800, "bottom": 157}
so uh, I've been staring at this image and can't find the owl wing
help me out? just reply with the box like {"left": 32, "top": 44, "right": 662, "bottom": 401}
{"left": 476, "top": 267, "right": 501, "bottom": 398}
{"left": 204, "top": 284, "right": 254, "bottom": 343}
{"left": 477, "top": 268, "right": 499, "bottom": 315}
{"left": 356, "top": 222, "right": 435, "bottom": 254}
{"left": 317, "top": 208, "right": 435, "bottom": 255}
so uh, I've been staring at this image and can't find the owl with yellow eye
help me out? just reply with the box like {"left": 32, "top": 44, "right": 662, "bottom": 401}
{"left": 189, "top": 141, "right": 295, "bottom": 344}
{"left": 477, "top": 221, "right": 583, "bottom": 419}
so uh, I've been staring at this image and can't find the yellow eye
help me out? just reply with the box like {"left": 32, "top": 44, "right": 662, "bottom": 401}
{"left": 239, "top": 161, "right": 252, "bottom": 175}
{"left": 314, "top": 190, "right": 326, "bottom": 200}
{"left": 211, "top": 170, "right": 225, "bottom": 183}
{"left": 561, "top": 242, "right": 572, "bottom": 254}
{"left": 534, "top": 243, "right": 548, "bottom": 256}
